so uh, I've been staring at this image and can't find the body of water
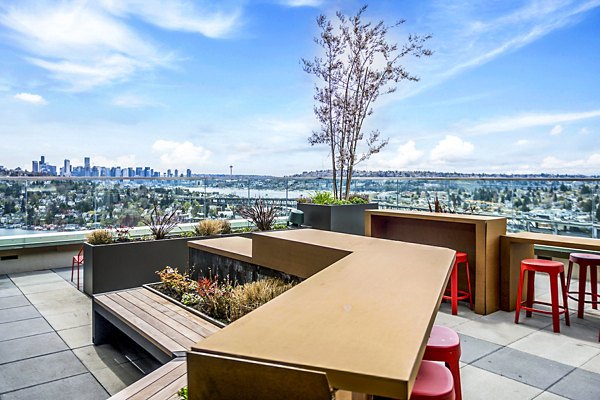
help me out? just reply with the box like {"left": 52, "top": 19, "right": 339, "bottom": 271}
{"left": 0, "top": 228, "right": 37, "bottom": 236}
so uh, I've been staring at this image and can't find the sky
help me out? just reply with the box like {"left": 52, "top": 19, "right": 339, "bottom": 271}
{"left": 0, "top": 0, "right": 599, "bottom": 176}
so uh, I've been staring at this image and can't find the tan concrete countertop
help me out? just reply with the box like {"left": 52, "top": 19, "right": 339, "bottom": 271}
{"left": 188, "top": 229, "right": 455, "bottom": 399}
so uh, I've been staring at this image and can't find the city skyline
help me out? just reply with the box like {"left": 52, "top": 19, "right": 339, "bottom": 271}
{"left": 1, "top": 1, "right": 599, "bottom": 175}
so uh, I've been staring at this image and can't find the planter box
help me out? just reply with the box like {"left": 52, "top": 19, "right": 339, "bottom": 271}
{"left": 83, "top": 233, "right": 250, "bottom": 295}
{"left": 296, "top": 202, "right": 378, "bottom": 236}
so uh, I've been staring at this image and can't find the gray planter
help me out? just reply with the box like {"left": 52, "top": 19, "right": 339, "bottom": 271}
{"left": 83, "top": 233, "right": 249, "bottom": 295}
{"left": 296, "top": 202, "right": 378, "bottom": 236}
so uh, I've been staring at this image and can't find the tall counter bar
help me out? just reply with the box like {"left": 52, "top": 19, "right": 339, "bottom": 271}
{"left": 365, "top": 210, "right": 507, "bottom": 315}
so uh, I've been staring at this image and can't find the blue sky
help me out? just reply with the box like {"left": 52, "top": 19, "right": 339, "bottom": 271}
{"left": 0, "top": 0, "right": 599, "bottom": 175}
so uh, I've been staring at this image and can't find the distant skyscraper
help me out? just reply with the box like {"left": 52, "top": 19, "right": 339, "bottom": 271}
{"left": 63, "top": 159, "right": 71, "bottom": 176}
{"left": 84, "top": 157, "right": 91, "bottom": 177}
{"left": 174, "top": 169, "right": 178, "bottom": 178}
{"left": 32, "top": 161, "right": 39, "bottom": 173}
{"left": 40, "top": 155, "right": 45, "bottom": 165}
{"left": 186, "top": 169, "right": 191, "bottom": 178}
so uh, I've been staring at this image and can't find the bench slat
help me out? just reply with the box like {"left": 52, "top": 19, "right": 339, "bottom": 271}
{"left": 116, "top": 291, "right": 202, "bottom": 349}
{"left": 108, "top": 359, "right": 185, "bottom": 400}
{"left": 147, "top": 372, "right": 187, "bottom": 400}
{"left": 129, "top": 362, "right": 186, "bottom": 400}
{"left": 96, "top": 295, "right": 185, "bottom": 356}
{"left": 131, "top": 288, "right": 220, "bottom": 338}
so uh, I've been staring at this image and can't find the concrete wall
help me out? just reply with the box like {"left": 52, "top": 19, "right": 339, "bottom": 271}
{"left": 0, "top": 244, "right": 81, "bottom": 274}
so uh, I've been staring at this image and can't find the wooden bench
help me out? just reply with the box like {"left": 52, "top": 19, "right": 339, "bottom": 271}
{"left": 108, "top": 358, "right": 186, "bottom": 400}
{"left": 93, "top": 287, "right": 221, "bottom": 363}
{"left": 93, "top": 287, "right": 223, "bottom": 399}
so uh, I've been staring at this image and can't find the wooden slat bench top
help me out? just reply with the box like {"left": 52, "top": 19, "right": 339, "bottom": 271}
{"left": 94, "top": 287, "right": 220, "bottom": 357}
{"left": 108, "top": 358, "right": 187, "bottom": 400}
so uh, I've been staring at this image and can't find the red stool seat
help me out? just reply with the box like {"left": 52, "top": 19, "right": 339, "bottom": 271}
{"left": 566, "top": 253, "right": 600, "bottom": 319}
{"left": 410, "top": 360, "right": 455, "bottom": 400}
{"left": 424, "top": 326, "right": 462, "bottom": 400}
{"left": 443, "top": 252, "right": 473, "bottom": 315}
{"left": 71, "top": 247, "right": 84, "bottom": 290}
{"left": 515, "top": 259, "right": 570, "bottom": 333}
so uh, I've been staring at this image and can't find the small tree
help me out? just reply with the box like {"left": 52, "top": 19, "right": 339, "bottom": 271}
{"left": 302, "top": 5, "right": 431, "bottom": 200}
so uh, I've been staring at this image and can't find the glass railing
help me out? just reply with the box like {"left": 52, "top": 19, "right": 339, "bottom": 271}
{"left": 0, "top": 176, "right": 598, "bottom": 238}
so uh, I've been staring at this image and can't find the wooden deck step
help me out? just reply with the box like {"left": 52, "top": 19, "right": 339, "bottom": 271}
{"left": 108, "top": 358, "right": 187, "bottom": 400}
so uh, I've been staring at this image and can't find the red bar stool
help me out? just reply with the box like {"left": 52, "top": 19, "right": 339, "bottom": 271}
{"left": 71, "top": 246, "right": 84, "bottom": 290}
{"left": 443, "top": 252, "right": 473, "bottom": 315}
{"left": 424, "top": 326, "right": 462, "bottom": 400}
{"left": 409, "top": 360, "right": 455, "bottom": 400}
{"left": 566, "top": 253, "right": 600, "bottom": 319}
{"left": 514, "top": 259, "right": 570, "bottom": 333}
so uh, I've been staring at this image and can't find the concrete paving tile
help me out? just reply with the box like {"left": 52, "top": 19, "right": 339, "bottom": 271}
{"left": 438, "top": 302, "right": 481, "bottom": 320}
{"left": 0, "top": 295, "right": 29, "bottom": 310}
{"left": 548, "top": 368, "right": 600, "bottom": 400}
{"left": 9, "top": 270, "right": 63, "bottom": 286}
{"left": 0, "top": 372, "right": 108, "bottom": 400}
{"left": 580, "top": 352, "right": 600, "bottom": 374}
{"left": 0, "top": 280, "right": 16, "bottom": 289}
{"left": 18, "top": 280, "right": 72, "bottom": 295}
{"left": 57, "top": 324, "right": 92, "bottom": 349}
{"left": 460, "top": 364, "right": 542, "bottom": 400}
{"left": 44, "top": 308, "right": 91, "bottom": 331}
{"left": 0, "top": 332, "right": 68, "bottom": 365}
{"left": 509, "top": 330, "right": 600, "bottom": 367}
{"left": 459, "top": 334, "right": 502, "bottom": 364}
{"left": 0, "top": 350, "right": 87, "bottom": 393}
{"left": 0, "top": 305, "right": 40, "bottom": 324}
{"left": 0, "top": 318, "right": 53, "bottom": 342}
{"left": 27, "top": 296, "right": 90, "bottom": 317}
{"left": 550, "top": 313, "right": 600, "bottom": 347}
{"left": 0, "top": 287, "right": 21, "bottom": 298}
{"left": 434, "top": 309, "right": 475, "bottom": 329}
{"left": 473, "top": 347, "right": 574, "bottom": 390}
{"left": 455, "top": 310, "right": 550, "bottom": 346}
{"left": 533, "top": 392, "right": 570, "bottom": 399}
{"left": 72, "top": 344, "right": 131, "bottom": 372}
{"left": 91, "top": 361, "right": 145, "bottom": 395}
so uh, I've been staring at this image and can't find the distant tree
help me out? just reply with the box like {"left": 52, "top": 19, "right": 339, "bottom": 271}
{"left": 581, "top": 184, "right": 591, "bottom": 195}
{"left": 302, "top": 6, "right": 432, "bottom": 200}
{"left": 596, "top": 204, "right": 600, "bottom": 221}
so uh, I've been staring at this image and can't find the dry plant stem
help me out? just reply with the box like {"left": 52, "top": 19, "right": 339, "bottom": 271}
{"left": 144, "top": 203, "right": 179, "bottom": 239}
{"left": 238, "top": 199, "right": 276, "bottom": 231}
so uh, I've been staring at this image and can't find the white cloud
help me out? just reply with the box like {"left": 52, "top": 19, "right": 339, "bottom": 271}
{"left": 152, "top": 139, "right": 211, "bottom": 169}
{"left": 377, "top": 140, "right": 424, "bottom": 169}
{"left": 397, "top": 1, "right": 600, "bottom": 99}
{"left": 279, "top": 0, "right": 324, "bottom": 7}
{"left": 430, "top": 135, "right": 474, "bottom": 163}
{"left": 99, "top": 0, "right": 241, "bottom": 39}
{"left": 464, "top": 109, "right": 600, "bottom": 135}
{"left": 550, "top": 124, "right": 563, "bottom": 136}
{"left": 516, "top": 139, "right": 530, "bottom": 146}
{"left": 86, "top": 154, "right": 138, "bottom": 167}
{"left": 580, "top": 127, "right": 590, "bottom": 134}
{"left": 0, "top": 1, "right": 241, "bottom": 90}
{"left": 541, "top": 153, "right": 600, "bottom": 173}
{"left": 13, "top": 92, "right": 47, "bottom": 105}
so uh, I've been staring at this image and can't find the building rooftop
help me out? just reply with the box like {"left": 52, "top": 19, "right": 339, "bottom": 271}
{"left": 1, "top": 266, "right": 599, "bottom": 399}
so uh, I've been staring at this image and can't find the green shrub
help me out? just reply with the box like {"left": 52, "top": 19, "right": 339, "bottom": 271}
{"left": 86, "top": 229, "right": 113, "bottom": 245}
{"left": 309, "top": 191, "right": 369, "bottom": 205}
{"left": 194, "top": 219, "right": 231, "bottom": 236}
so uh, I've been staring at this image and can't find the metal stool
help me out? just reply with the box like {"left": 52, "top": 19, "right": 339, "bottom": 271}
{"left": 566, "top": 253, "right": 600, "bottom": 319}
{"left": 424, "top": 326, "right": 462, "bottom": 400}
{"left": 409, "top": 360, "right": 455, "bottom": 400}
{"left": 443, "top": 252, "right": 473, "bottom": 315}
{"left": 515, "top": 259, "right": 570, "bottom": 333}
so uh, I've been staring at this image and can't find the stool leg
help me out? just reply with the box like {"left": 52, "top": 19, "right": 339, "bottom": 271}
{"left": 560, "top": 271, "right": 570, "bottom": 327}
{"left": 550, "top": 272, "right": 560, "bottom": 333}
{"left": 451, "top": 260, "right": 458, "bottom": 315}
{"left": 566, "top": 260, "right": 574, "bottom": 290}
{"left": 464, "top": 260, "right": 473, "bottom": 310}
{"left": 77, "top": 261, "right": 80, "bottom": 291}
{"left": 515, "top": 267, "right": 526, "bottom": 324}
{"left": 448, "top": 350, "right": 462, "bottom": 400}
{"left": 578, "top": 264, "right": 587, "bottom": 319}
{"left": 71, "top": 258, "right": 75, "bottom": 283}
{"left": 526, "top": 270, "right": 535, "bottom": 318}
{"left": 591, "top": 265, "right": 598, "bottom": 310}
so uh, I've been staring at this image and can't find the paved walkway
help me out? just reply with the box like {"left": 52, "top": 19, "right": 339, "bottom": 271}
{"left": 1, "top": 268, "right": 600, "bottom": 399}
{"left": 0, "top": 269, "right": 160, "bottom": 400}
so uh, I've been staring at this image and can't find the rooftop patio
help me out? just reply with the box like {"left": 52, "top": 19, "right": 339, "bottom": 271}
{"left": 1, "top": 263, "right": 600, "bottom": 399}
